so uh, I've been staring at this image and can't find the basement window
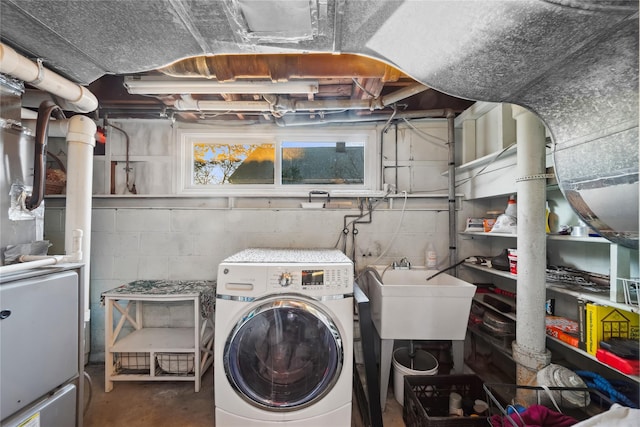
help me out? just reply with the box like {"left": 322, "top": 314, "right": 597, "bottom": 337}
{"left": 281, "top": 141, "right": 364, "bottom": 185}
{"left": 193, "top": 142, "right": 276, "bottom": 185}
{"left": 177, "top": 128, "right": 375, "bottom": 194}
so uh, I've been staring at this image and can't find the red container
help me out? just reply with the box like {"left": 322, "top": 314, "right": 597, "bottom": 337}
{"left": 507, "top": 249, "right": 517, "bottom": 275}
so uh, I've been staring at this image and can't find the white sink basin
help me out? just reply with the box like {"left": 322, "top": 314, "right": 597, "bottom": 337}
{"left": 363, "top": 265, "right": 476, "bottom": 340}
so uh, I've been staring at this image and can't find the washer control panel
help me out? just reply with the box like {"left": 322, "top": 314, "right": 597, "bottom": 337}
{"left": 218, "top": 262, "right": 353, "bottom": 298}
{"left": 268, "top": 265, "right": 352, "bottom": 293}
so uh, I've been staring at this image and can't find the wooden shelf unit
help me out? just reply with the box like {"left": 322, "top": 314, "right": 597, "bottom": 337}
{"left": 103, "top": 280, "right": 215, "bottom": 392}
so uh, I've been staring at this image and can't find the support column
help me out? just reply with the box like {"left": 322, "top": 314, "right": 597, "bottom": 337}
{"left": 511, "top": 106, "right": 551, "bottom": 386}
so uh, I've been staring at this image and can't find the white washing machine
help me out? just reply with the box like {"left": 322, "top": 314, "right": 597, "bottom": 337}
{"left": 214, "top": 248, "right": 354, "bottom": 426}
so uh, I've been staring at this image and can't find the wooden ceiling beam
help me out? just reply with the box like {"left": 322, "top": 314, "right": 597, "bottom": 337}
{"left": 159, "top": 53, "right": 407, "bottom": 82}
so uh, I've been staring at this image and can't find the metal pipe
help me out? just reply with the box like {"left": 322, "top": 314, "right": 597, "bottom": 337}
{"left": 447, "top": 111, "right": 457, "bottom": 271}
{"left": 511, "top": 105, "right": 552, "bottom": 386}
{"left": 25, "top": 101, "right": 66, "bottom": 211}
{"left": 0, "top": 42, "right": 98, "bottom": 113}
{"left": 274, "top": 109, "right": 453, "bottom": 127}
{"left": 395, "top": 123, "right": 398, "bottom": 193}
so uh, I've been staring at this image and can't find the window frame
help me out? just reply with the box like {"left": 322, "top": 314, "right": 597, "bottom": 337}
{"left": 176, "top": 126, "right": 378, "bottom": 196}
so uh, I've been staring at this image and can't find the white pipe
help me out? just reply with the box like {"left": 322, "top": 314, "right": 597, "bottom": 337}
{"left": 511, "top": 105, "right": 551, "bottom": 384}
{"left": 0, "top": 229, "right": 83, "bottom": 275}
{"left": 20, "top": 255, "right": 66, "bottom": 263}
{"left": 0, "top": 258, "right": 58, "bottom": 274}
{"left": 174, "top": 95, "right": 271, "bottom": 112}
{"left": 173, "top": 83, "right": 430, "bottom": 113}
{"left": 21, "top": 88, "right": 96, "bottom": 114}
{"left": 64, "top": 115, "right": 96, "bottom": 323}
{"left": 0, "top": 42, "right": 98, "bottom": 113}
{"left": 22, "top": 119, "right": 102, "bottom": 140}
{"left": 22, "top": 118, "right": 70, "bottom": 137}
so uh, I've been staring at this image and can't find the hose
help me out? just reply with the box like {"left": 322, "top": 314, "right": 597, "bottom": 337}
{"left": 425, "top": 258, "right": 469, "bottom": 281}
{"left": 576, "top": 371, "right": 637, "bottom": 408}
{"left": 84, "top": 370, "right": 93, "bottom": 415}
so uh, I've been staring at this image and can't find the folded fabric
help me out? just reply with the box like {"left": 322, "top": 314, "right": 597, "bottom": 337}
{"left": 490, "top": 404, "right": 577, "bottom": 427}
{"left": 572, "top": 403, "right": 640, "bottom": 427}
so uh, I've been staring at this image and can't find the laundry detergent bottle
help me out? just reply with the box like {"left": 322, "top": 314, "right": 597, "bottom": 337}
{"left": 505, "top": 195, "right": 517, "bottom": 218}
{"left": 426, "top": 242, "right": 437, "bottom": 269}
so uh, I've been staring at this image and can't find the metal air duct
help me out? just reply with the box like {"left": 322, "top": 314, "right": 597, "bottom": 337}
{"left": 553, "top": 128, "right": 638, "bottom": 249}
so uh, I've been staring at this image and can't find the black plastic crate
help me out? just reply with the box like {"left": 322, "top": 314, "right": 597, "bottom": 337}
{"left": 403, "top": 374, "right": 488, "bottom": 427}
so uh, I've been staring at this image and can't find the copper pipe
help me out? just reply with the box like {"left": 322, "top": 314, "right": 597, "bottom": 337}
{"left": 25, "top": 100, "right": 65, "bottom": 211}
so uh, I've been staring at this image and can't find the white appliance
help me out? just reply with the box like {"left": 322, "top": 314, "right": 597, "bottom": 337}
{"left": 1, "top": 77, "right": 84, "bottom": 426}
{"left": 214, "top": 248, "right": 354, "bottom": 426}
{"left": 0, "top": 268, "right": 83, "bottom": 426}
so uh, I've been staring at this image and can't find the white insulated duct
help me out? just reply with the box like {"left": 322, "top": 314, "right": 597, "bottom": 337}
{"left": 0, "top": 42, "right": 98, "bottom": 113}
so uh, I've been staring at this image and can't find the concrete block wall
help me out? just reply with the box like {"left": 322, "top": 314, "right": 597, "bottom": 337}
{"left": 44, "top": 203, "right": 463, "bottom": 362}
{"left": 42, "top": 117, "right": 475, "bottom": 362}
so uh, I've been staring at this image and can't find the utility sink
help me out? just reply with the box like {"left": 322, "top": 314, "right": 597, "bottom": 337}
{"left": 363, "top": 265, "right": 476, "bottom": 340}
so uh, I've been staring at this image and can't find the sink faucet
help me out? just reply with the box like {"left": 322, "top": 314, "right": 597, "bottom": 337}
{"left": 393, "top": 257, "right": 411, "bottom": 270}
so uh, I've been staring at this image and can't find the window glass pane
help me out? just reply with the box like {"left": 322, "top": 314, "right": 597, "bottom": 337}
{"left": 192, "top": 142, "right": 275, "bottom": 185}
{"left": 281, "top": 141, "right": 364, "bottom": 185}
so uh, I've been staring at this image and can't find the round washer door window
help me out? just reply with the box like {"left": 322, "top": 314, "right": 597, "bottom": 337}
{"left": 224, "top": 296, "right": 343, "bottom": 410}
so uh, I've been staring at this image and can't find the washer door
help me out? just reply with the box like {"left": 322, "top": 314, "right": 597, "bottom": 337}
{"left": 224, "top": 295, "right": 343, "bottom": 411}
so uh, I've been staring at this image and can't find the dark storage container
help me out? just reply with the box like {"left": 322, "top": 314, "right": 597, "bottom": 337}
{"left": 403, "top": 374, "right": 487, "bottom": 427}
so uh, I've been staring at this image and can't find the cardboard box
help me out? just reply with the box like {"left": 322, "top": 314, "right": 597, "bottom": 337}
{"left": 546, "top": 316, "right": 579, "bottom": 348}
{"left": 585, "top": 303, "right": 639, "bottom": 356}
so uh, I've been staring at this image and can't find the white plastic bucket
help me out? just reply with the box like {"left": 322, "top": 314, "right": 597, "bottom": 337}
{"left": 392, "top": 347, "right": 439, "bottom": 406}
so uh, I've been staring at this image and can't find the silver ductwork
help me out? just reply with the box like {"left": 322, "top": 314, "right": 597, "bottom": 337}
{"left": 553, "top": 125, "right": 638, "bottom": 249}
{"left": 0, "top": 76, "right": 39, "bottom": 257}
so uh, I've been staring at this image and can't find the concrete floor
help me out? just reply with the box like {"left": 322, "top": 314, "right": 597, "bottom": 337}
{"left": 83, "top": 363, "right": 405, "bottom": 427}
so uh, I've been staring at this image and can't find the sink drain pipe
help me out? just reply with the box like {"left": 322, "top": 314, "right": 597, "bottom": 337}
{"left": 511, "top": 106, "right": 552, "bottom": 387}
